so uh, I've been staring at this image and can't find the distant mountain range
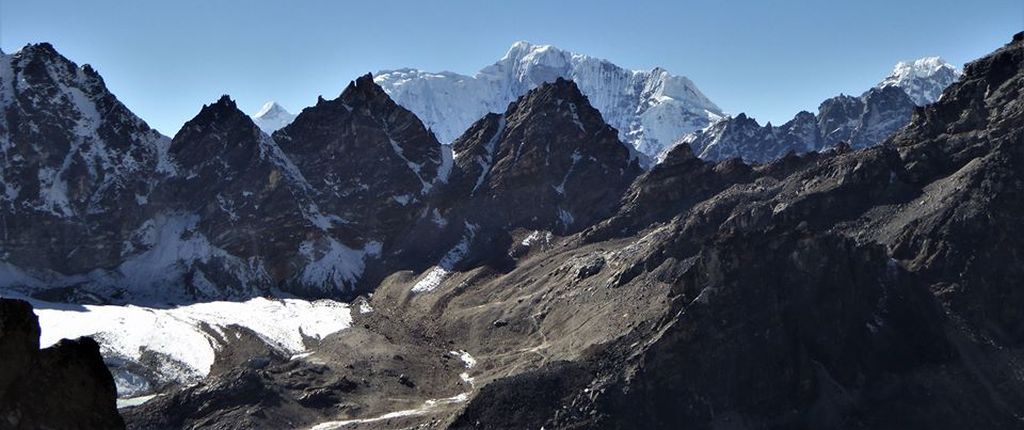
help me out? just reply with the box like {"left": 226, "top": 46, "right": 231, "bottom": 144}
{"left": 253, "top": 42, "right": 960, "bottom": 165}
{"left": 682, "top": 57, "right": 961, "bottom": 163}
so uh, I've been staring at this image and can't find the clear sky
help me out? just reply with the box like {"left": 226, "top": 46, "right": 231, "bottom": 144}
{"left": 2, "top": 0, "right": 1021, "bottom": 136}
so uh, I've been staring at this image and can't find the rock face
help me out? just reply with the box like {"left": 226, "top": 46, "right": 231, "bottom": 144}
{"left": 0, "top": 299, "right": 123, "bottom": 429}
{"left": 274, "top": 74, "right": 444, "bottom": 244}
{"left": 682, "top": 56, "right": 958, "bottom": 163}
{"left": 375, "top": 41, "right": 723, "bottom": 162}
{"left": 446, "top": 78, "right": 641, "bottom": 234}
{"left": 0, "top": 43, "right": 171, "bottom": 279}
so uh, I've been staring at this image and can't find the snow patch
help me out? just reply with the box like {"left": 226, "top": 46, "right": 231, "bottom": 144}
{"left": 471, "top": 116, "right": 506, "bottom": 194}
{"left": 411, "top": 223, "right": 478, "bottom": 293}
{"left": 299, "top": 238, "right": 382, "bottom": 292}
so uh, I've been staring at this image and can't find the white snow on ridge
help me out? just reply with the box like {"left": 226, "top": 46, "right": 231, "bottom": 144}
{"left": 3, "top": 293, "right": 353, "bottom": 397}
{"left": 375, "top": 41, "right": 723, "bottom": 162}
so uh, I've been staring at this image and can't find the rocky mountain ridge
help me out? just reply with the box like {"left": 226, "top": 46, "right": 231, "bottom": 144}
{"left": 682, "top": 57, "right": 961, "bottom": 163}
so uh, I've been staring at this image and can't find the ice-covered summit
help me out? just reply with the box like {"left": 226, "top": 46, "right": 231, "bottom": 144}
{"left": 375, "top": 41, "right": 723, "bottom": 163}
{"left": 251, "top": 101, "right": 296, "bottom": 134}
{"left": 877, "top": 56, "right": 961, "bottom": 106}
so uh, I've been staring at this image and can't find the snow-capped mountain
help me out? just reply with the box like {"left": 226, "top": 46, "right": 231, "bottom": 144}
{"left": 375, "top": 41, "right": 723, "bottom": 163}
{"left": 251, "top": 101, "right": 296, "bottom": 134}
{"left": 877, "top": 56, "right": 961, "bottom": 106}
{"left": 681, "top": 57, "right": 956, "bottom": 163}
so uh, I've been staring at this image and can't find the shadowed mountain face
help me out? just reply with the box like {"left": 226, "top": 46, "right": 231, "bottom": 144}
{"left": 0, "top": 299, "right": 124, "bottom": 429}
{"left": 4, "top": 33, "right": 1024, "bottom": 430}
{"left": 447, "top": 32, "right": 1024, "bottom": 429}
{"left": 446, "top": 78, "right": 641, "bottom": 234}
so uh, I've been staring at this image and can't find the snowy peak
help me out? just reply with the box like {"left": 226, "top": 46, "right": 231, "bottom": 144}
{"left": 251, "top": 101, "right": 296, "bottom": 134}
{"left": 375, "top": 41, "right": 721, "bottom": 162}
{"left": 254, "top": 101, "right": 288, "bottom": 118}
{"left": 878, "top": 56, "right": 961, "bottom": 106}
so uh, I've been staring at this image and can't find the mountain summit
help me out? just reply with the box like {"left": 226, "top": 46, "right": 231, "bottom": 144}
{"left": 877, "top": 56, "right": 961, "bottom": 106}
{"left": 251, "top": 101, "right": 296, "bottom": 134}
{"left": 375, "top": 41, "right": 723, "bottom": 163}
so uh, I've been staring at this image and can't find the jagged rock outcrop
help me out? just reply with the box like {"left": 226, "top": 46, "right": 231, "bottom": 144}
{"left": 154, "top": 95, "right": 320, "bottom": 298}
{"left": 0, "top": 298, "right": 124, "bottom": 429}
{"left": 275, "top": 74, "right": 443, "bottom": 242}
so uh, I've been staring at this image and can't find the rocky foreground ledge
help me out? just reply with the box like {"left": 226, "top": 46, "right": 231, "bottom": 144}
{"left": 0, "top": 298, "right": 123, "bottom": 429}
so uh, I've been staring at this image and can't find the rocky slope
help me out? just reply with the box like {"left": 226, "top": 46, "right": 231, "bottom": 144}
{"left": 375, "top": 41, "right": 723, "bottom": 162}
{"left": 0, "top": 298, "right": 123, "bottom": 429}
{"left": 683, "top": 57, "right": 960, "bottom": 163}
{"left": 121, "top": 33, "right": 1024, "bottom": 430}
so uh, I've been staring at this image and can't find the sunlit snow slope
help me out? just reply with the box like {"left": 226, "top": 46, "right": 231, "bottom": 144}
{"left": 375, "top": 41, "right": 723, "bottom": 162}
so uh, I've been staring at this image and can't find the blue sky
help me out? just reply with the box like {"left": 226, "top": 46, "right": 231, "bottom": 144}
{"left": 2, "top": 0, "right": 1021, "bottom": 135}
